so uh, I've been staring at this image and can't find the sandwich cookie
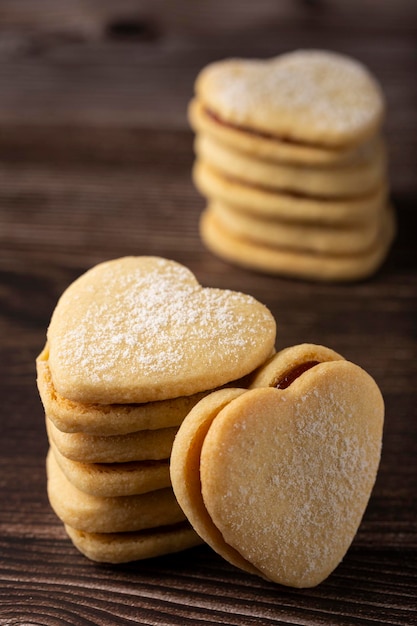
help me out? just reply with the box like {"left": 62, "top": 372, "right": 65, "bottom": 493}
{"left": 47, "top": 450, "right": 185, "bottom": 534}
{"left": 193, "top": 160, "right": 387, "bottom": 226}
{"left": 209, "top": 201, "right": 382, "bottom": 256}
{"left": 200, "top": 201, "right": 395, "bottom": 282}
{"left": 46, "top": 417, "right": 177, "bottom": 464}
{"left": 194, "top": 50, "right": 384, "bottom": 149}
{"left": 50, "top": 441, "right": 171, "bottom": 497}
{"left": 65, "top": 523, "right": 202, "bottom": 564}
{"left": 170, "top": 344, "right": 384, "bottom": 587}
{"left": 189, "top": 97, "right": 380, "bottom": 167}
{"left": 37, "top": 345, "right": 208, "bottom": 436}
{"left": 195, "top": 133, "right": 386, "bottom": 198}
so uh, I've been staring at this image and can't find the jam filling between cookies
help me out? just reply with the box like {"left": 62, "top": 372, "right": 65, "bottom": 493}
{"left": 274, "top": 360, "right": 321, "bottom": 390}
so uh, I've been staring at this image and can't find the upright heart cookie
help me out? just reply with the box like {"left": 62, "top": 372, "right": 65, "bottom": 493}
{"left": 47, "top": 256, "right": 276, "bottom": 404}
{"left": 170, "top": 344, "right": 384, "bottom": 587}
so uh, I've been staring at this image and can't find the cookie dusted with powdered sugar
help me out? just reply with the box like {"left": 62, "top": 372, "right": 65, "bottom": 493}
{"left": 37, "top": 345, "right": 209, "bottom": 435}
{"left": 195, "top": 50, "right": 385, "bottom": 150}
{"left": 46, "top": 256, "right": 276, "bottom": 405}
{"left": 170, "top": 344, "right": 384, "bottom": 588}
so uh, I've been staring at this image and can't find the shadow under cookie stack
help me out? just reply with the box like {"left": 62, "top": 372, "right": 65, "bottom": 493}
{"left": 37, "top": 256, "right": 276, "bottom": 563}
{"left": 190, "top": 50, "right": 395, "bottom": 282}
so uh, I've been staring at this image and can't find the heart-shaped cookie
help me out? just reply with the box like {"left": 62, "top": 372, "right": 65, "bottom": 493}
{"left": 170, "top": 344, "right": 384, "bottom": 588}
{"left": 196, "top": 50, "right": 384, "bottom": 147}
{"left": 47, "top": 257, "right": 276, "bottom": 404}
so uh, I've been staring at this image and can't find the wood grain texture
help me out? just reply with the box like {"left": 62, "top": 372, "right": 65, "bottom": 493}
{"left": 0, "top": 2, "right": 416, "bottom": 624}
{"left": 0, "top": 1, "right": 415, "bottom": 192}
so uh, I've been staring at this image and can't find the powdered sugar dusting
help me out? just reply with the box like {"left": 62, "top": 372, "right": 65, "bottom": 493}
{"left": 48, "top": 257, "right": 275, "bottom": 400}
{"left": 208, "top": 376, "right": 382, "bottom": 586}
{"left": 200, "top": 50, "right": 384, "bottom": 141}
{"left": 271, "top": 388, "right": 381, "bottom": 578}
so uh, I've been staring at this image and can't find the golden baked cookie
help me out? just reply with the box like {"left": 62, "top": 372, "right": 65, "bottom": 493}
{"left": 209, "top": 201, "right": 382, "bottom": 255}
{"left": 65, "top": 522, "right": 202, "bottom": 564}
{"left": 50, "top": 441, "right": 171, "bottom": 497}
{"left": 170, "top": 344, "right": 384, "bottom": 588}
{"left": 193, "top": 160, "right": 387, "bottom": 226}
{"left": 195, "top": 50, "right": 385, "bottom": 148}
{"left": 46, "top": 417, "right": 177, "bottom": 463}
{"left": 46, "top": 256, "right": 276, "bottom": 405}
{"left": 47, "top": 450, "right": 185, "bottom": 534}
{"left": 200, "top": 205, "right": 396, "bottom": 282}
{"left": 195, "top": 134, "right": 386, "bottom": 198}
{"left": 170, "top": 388, "right": 260, "bottom": 576}
{"left": 189, "top": 98, "right": 382, "bottom": 166}
{"left": 37, "top": 345, "right": 208, "bottom": 436}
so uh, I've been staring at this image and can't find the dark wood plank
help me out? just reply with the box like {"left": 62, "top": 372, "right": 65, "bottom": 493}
{"left": 0, "top": 2, "right": 415, "bottom": 193}
{"left": 0, "top": 0, "right": 416, "bottom": 35}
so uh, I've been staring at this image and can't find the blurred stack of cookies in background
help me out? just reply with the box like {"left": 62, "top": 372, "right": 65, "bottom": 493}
{"left": 189, "top": 50, "right": 396, "bottom": 281}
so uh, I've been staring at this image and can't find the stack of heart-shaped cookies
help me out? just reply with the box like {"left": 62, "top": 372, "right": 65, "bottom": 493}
{"left": 37, "top": 256, "right": 276, "bottom": 563}
{"left": 189, "top": 49, "right": 396, "bottom": 281}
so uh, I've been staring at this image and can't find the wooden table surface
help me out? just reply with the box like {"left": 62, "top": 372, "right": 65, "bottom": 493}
{"left": 1, "top": 2, "right": 416, "bottom": 624}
